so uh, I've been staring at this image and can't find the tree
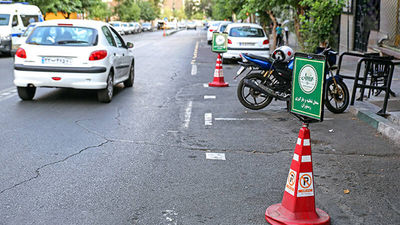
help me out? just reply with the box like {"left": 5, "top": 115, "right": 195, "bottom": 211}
{"left": 299, "top": 0, "right": 343, "bottom": 52}
{"left": 86, "top": 0, "right": 112, "bottom": 21}
{"left": 115, "top": 0, "right": 141, "bottom": 22}
{"left": 138, "top": 1, "right": 157, "bottom": 21}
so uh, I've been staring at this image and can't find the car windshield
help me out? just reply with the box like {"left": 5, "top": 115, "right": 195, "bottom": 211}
{"left": 143, "top": 23, "right": 150, "bottom": 26}
{"left": 0, "top": 14, "right": 10, "bottom": 26}
{"left": 22, "top": 24, "right": 36, "bottom": 37}
{"left": 111, "top": 23, "right": 120, "bottom": 27}
{"left": 26, "top": 26, "right": 98, "bottom": 46}
{"left": 212, "top": 22, "right": 221, "bottom": 27}
{"left": 20, "top": 15, "right": 39, "bottom": 27}
{"left": 229, "top": 27, "right": 265, "bottom": 38}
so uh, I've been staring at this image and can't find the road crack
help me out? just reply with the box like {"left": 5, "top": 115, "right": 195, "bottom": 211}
{"left": 0, "top": 140, "right": 110, "bottom": 195}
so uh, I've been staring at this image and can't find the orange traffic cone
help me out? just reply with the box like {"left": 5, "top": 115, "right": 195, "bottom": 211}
{"left": 209, "top": 53, "right": 229, "bottom": 87}
{"left": 265, "top": 123, "right": 330, "bottom": 225}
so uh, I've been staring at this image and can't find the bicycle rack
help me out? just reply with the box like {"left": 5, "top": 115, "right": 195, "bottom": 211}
{"left": 350, "top": 57, "right": 397, "bottom": 117}
{"left": 335, "top": 52, "right": 399, "bottom": 116}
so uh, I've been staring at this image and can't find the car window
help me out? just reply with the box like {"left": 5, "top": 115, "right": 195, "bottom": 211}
{"left": 12, "top": 15, "right": 18, "bottom": 26}
{"left": 26, "top": 26, "right": 98, "bottom": 46}
{"left": 229, "top": 27, "right": 265, "bottom": 38}
{"left": 22, "top": 24, "right": 36, "bottom": 37}
{"left": 219, "top": 25, "right": 228, "bottom": 32}
{"left": 0, "top": 14, "right": 10, "bottom": 26}
{"left": 102, "top": 26, "right": 116, "bottom": 47}
{"left": 20, "top": 15, "right": 39, "bottom": 27}
{"left": 110, "top": 23, "right": 120, "bottom": 27}
{"left": 109, "top": 26, "right": 125, "bottom": 48}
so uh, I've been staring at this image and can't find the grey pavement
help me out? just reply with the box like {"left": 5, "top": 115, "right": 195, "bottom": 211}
{"left": 0, "top": 29, "right": 399, "bottom": 225}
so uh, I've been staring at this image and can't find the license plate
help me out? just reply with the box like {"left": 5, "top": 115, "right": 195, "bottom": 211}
{"left": 236, "top": 66, "right": 246, "bottom": 75}
{"left": 42, "top": 57, "right": 72, "bottom": 65}
{"left": 239, "top": 42, "right": 255, "bottom": 46}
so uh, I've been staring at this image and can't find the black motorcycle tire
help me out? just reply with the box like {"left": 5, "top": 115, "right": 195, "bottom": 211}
{"left": 325, "top": 79, "right": 349, "bottom": 114}
{"left": 237, "top": 72, "right": 273, "bottom": 110}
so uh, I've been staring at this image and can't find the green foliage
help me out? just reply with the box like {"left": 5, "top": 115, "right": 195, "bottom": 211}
{"left": 138, "top": 1, "right": 157, "bottom": 21}
{"left": 299, "top": 0, "right": 343, "bottom": 52}
{"left": 17, "top": 0, "right": 112, "bottom": 20}
{"left": 115, "top": 0, "right": 141, "bottom": 22}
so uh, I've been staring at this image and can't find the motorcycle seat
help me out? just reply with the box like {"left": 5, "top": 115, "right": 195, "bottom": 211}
{"left": 245, "top": 53, "right": 271, "bottom": 62}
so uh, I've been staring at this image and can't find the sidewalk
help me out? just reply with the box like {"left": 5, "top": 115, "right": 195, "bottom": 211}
{"left": 337, "top": 55, "right": 400, "bottom": 145}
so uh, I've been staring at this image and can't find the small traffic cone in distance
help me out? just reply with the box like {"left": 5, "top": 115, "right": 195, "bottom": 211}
{"left": 265, "top": 124, "right": 330, "bottom": 225}
{"left": 209, "top": 54, "right": 229, "bottom": 87}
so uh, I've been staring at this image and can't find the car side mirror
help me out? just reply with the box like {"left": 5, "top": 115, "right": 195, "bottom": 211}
{"left": 126, "top": 42, "right": 134, "bottom": 49}
{"left": 12, "top": 21, "right": 18, "bottom": 27}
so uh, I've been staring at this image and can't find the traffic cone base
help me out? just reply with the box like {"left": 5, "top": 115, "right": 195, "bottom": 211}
{"left": 266, "top": 203, "right": 330, "bottom": 225}
{"left": 209, "top": 54, "right": 228, "bottom": 87}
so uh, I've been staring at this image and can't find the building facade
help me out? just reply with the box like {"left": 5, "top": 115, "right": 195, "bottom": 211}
{"left": 339, "top": 0, "right": 400, "bottom": 55}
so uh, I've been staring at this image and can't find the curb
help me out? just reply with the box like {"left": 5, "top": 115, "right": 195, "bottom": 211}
{"left": 166, "top": 29, "right": 182, "bottom": 36}
{"left": 349, "top": 102, "right": 400, "bottom": 145}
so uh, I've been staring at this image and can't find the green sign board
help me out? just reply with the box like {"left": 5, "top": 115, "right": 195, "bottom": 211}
{"left": 212, "top": 33, "right": 228, "bottom": 53}
{"left": 291, "top": 53, "right": 326, "bottom": 122}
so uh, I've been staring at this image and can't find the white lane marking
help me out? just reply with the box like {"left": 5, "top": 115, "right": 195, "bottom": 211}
{"left": 0, "top": 86, "right": 17, "bottom": 102}
{"left": 214, "top": 118, "right": 268, "bottom": 121}
{"left": 183, "top": 101, "right": 193, "bottom": 128}
{"left": 191, "top": 64, "right": 197, "bottom": 75}
{"left": 204, "top": 95, "right": 216, "bottom": 99}
{"left": 203, "top": 83, "right": 209, "bottom": 88}
{"left": 204, "top": 113, "right": 212, "bottom": 126}
{"left": 206, "top": 153, "right": 226, "bottom": 160}
{"left": 162, "top": 209, "right": 178, "bottom": 225}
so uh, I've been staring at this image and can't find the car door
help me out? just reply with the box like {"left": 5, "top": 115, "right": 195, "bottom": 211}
{"left": 101, "top": 26, "right": 120, "bottom": 78}
{"left": 11, "top": 14, "right": 22, "bottom": 45}
{"left": 109, "top": 27, "right": 130, "bottom": 82}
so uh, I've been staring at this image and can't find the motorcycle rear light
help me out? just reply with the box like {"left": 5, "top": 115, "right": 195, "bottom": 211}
{"left": 288, "top": 51, "right": 292, "bottom": 56}
{"left": 16, "top": 48, "right": 26, "bottom": 58}
{"left": 89, "top": 50, "right": 107, "bottom": 61}
{"left": 228, "top": 39, "right": 232, "bottom": 44}
{"left": 263, "top": 39, "right": 269, "bottom": 45}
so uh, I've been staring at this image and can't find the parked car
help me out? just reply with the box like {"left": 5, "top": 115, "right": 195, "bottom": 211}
{"left": 207, "top": 21, "right": 223, "bottom": 44}
{"left": 178, "top": 22, "right": 187, "bottom": 29}
{"left": 141, "top": 22, "right": 153, "bottom": 32}
{"left": 166, "top": 21, "right": 177, "bottom": 30}
{"left": 109, "top": 21, "right": 124, "bottom": 35}
{"left": 14, "top": 19, "right": 135, "bottom": 103}
{"left": 222, "top": 23, "right": 270, "bottom": 60}
{"left": 186, "top": 21, "right": 196, "bottom": 30}
{"left": 134, "top": 22, "right": 141, "bottom": 33}
{"left": 128, "top": 22, "right": 136, "bottom": 34}
{"left": 121, "top": 22, "right": 130, "bottom": 35}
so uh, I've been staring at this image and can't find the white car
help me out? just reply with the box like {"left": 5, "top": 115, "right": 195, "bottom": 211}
{"left": 13, "top": 19, "right": 135, "bottom": 103}
{"left": 207, "top": 21, "right": 223, "bottom": 44}
{"left": 109, "top": 21, "right": 124, "bottom": 35}
{"left": 121, "top": 22, "right": 130, "bottom": 35}
{"left": 222, "top": 23, "right": 270, "bottom": 60}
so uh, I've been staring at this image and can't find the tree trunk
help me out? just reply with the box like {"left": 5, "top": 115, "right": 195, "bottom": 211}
{"left": 294, "top": 7, "right": 305, "bottom": 50}
{"left": 266, "top": 10, "right": 277, "bottom": 51}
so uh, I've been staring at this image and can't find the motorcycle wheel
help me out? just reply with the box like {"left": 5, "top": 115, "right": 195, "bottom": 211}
{"left": 325, "top": 79, "right": 349, "bottom": 114}
{"left": 237, "top": 72, "right": 273, "bottom": 110}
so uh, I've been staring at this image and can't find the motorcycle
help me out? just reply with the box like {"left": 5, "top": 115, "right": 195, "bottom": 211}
{"left": 235, "top": 46, "right": 350, "bottom": 113}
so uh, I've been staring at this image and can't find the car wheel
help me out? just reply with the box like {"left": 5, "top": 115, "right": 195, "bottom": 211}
{"left": 97, "top": 70, "right": 114, "bottom": 103}
{"left": 124, "top": 62, "right": 135, "bottom": 87}
{"left": 17, "top": 86, "right": 36, "bottom": 100}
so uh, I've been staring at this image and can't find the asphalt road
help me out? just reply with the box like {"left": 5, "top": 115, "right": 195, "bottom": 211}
{"left": 0, "top": 29, "right": 399, "bottom": 225}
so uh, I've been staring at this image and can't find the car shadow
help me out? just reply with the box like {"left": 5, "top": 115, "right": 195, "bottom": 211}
{"left": 17, "top": 84, "right": 126, "bottom": 104}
